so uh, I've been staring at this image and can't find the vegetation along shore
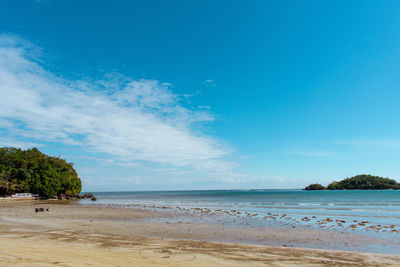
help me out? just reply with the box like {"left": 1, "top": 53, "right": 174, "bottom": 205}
{"left": 0, "top": 147, "right": 96, "bottom": 200}
{"left": 304, "top": 174, "right": 400, "bottom": 190}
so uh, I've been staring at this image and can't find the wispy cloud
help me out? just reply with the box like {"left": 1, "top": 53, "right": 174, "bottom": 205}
{"left": 0, "top": 35, "right": 236, "bottom": 175}
{"left": 0, "top": 136, "right": 44, "bottom": 150}
{"left": 202, "top": 79, "right": 216, "bottom": 87}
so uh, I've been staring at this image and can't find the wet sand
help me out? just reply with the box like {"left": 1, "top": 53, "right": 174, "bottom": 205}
{"left": 0, "top": 200, "right": 399, "bottom": 266}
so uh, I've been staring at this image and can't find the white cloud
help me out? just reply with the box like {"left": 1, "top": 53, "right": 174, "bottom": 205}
{"left": 202, "top": 79, "right": 216, "bottom": 87}
{"left": 0, "top": 35, "right": 236, "bottom": 175}
{"left": 84, "top": 179, "right": 93, "bottom": 186}
{"left": 0, "top": 136, "right": 44, "bottom": 150}
{"left": 271, "top": 176, "right": 285, "bottom": 183}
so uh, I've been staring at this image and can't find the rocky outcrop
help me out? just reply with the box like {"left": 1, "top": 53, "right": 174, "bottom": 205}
{"left": 56, "top": 192, "right": 96, "bottom": 200}
{"left": 83, "top": 193, "right": 94, "bottom": 198}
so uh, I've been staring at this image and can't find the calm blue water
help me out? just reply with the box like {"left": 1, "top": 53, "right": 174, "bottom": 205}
{"left": 79, "top": 189, "right": 400, "bottom": 235}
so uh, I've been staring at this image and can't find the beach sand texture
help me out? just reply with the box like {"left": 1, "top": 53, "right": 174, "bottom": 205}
{"left": 0, "top": 201, "right": 399, "bottom": 266}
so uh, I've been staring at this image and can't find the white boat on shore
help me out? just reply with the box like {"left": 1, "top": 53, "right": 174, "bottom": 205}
{"left": 10, "top": 193, "right": 39, "bottom": 199}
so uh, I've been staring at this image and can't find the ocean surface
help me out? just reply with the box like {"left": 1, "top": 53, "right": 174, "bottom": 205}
{"left": 79, "top": 189, "right": 400, "bottom": 236}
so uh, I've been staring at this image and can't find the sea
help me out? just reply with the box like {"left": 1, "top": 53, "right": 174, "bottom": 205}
{"left": 79, "top": 189, "right": 400, "bottom": 237}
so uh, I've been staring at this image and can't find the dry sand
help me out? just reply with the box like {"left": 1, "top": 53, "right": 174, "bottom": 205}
{"left": 0, "top": 200, "right": 399, "bottom": 266}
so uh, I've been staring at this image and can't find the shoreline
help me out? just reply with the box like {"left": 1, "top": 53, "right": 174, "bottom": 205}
{"left": 0, "top": 201, "right": 399, "bottom": 266}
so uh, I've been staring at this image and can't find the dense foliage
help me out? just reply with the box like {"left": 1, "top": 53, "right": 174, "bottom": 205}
{"left": 326, "top": 181, "right": 342, "bottom": 190}
{"left": 304, "top": 174, "right": 400, "bottom": 190}
{"left": 0, "top": 147, "right": 82, "bottom": 198}
{"left": 304, "top": 183, "right": 326, "bottom": 190}
{"left": 328, "top": 175, "right": 400, "bottom": 190}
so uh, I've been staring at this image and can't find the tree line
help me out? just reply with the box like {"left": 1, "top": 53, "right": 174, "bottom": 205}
{"left": 0, "top": 147, "right": 82, "bottom": 198}
{"left": 304, "top": 174, "right": 400, "bottom": 190}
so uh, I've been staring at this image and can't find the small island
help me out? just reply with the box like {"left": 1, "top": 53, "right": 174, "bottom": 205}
{"left": 0, "top": 147, "right": 82, "bottom": 199}
{"left": 304, "top": 174, "right": 400, "bottom": 190}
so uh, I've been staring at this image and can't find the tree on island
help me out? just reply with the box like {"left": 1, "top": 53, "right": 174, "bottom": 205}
{"left": 304, "top": 174, "right": 400, "bottom": 190}
{"left": 0, "top": 147, "right": 82, "bottom": 198}
{"left": 304, "top": 183, "right": 326, "bottom": 190}
{"left": 327, "top": 181, "right": 343, "bottom": 190}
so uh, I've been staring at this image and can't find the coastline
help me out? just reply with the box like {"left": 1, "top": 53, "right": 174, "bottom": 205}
{"left": 0, "top": 201, "right": 399, "bottom": 266}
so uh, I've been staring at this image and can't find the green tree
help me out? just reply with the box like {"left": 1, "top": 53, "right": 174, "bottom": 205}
{"left": 336, "top": 174, "right": 400, "bottom": 190}
{"left": 0, "top": 147, "right": 82, "bottom": 198}
{"left": 304, "top": 183, "right": 326, "bottom": 190}
{"left": 327, "top": 181, "right": 343, "bottom": 190}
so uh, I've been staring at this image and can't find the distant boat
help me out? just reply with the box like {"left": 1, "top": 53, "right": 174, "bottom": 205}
{"left": 11, "top": 193, "right": 39, "bottom": 199}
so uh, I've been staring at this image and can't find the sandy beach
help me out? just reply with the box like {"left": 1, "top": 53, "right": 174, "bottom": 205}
{"left": 0, "top": 200, "right": 399, "bottom": 266}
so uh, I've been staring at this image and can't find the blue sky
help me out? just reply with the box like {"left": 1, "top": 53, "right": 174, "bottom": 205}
{"left": 1, "top": 0, "right": 400, "bottom": 191}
